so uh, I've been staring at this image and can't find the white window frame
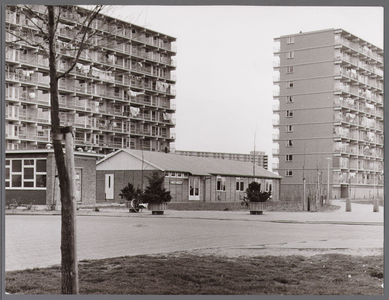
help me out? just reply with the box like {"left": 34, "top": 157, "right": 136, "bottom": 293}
{"left": 286, "top": 110, "right": 294, "bottom": 117}
{"left": 286, "top": 96, "right": 294, "bottom": 103}
{"left": 285, "top": 170, "right": 293, "bottom": 176}
{"left": 5, "top": 158, "right": 47, "bottom": 189}
{"left": 286, "top": 140, "right": 293, "bottom": 147}
{"left": 286, "top": 125, "right": 293, "bottom": 132}
{"left": 216, "top": 175, "right": 226, "bottom": 191}
{"left": 287, "top": 36, "right": 294, "bottom": 44}
{"left": 286, "top": 81, "right": 294, "bottom": 88}
{"left": 287, "top": 51, "right": 294, "bottom": 59}
{"left": 285, "top": 155, "right": 293, "bottom": 162}
{"left": 236, "top": 177, "right": 245, "bottom": 192}
{"left": 286, "top": 66, "right": 294, "bottom": 73}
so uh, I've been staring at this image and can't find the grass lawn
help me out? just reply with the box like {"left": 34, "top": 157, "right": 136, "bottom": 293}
{"left": 5, "top": 253, "right": 383, "bottom": 295}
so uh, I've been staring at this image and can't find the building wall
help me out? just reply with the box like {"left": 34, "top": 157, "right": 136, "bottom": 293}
{"left": 96, "top": 169, "right": 280, "bottom": 203}
{"left": 6, "top": 190, "right": 47, "bottom": 205}
{"left": 96, "top": 169, "right": 159, "bottom": 202}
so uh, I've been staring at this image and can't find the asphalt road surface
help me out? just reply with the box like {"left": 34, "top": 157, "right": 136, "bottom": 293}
{"left": 5, "top": 213, "right": 383, "bottom": 271}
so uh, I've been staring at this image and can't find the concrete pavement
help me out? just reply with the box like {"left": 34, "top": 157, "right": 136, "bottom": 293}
{"left": 5, "top": 200, "right": 383, "bottom": 271}
{"left": 6, "top": 200, "right": 384, "bottom": 225}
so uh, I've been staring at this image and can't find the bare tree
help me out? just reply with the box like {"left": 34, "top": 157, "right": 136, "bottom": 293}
{"left": 6, "top": 4, "right": 108, "bottom": 294}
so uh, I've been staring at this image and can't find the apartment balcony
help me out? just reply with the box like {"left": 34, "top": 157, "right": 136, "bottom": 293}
{"left": 36, "top": 133, "right": 50, "bottom": 142}
{"left": 272, "top": 148, "right": 279, "bottom": 155}
{"left": 272, "top": 133, "right": 279, "bottom": 140}
{"left": 272, "top": 163, "right": 279, "bottom": 170}
{"left": 272, "top": 119, "right": 280, "bottom": 126}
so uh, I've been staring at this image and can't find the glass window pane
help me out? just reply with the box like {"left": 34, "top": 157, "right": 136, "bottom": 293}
{"left": 12, "top": 175, "right": 22, "bottom": 187}
{"left": 24, "top": 168, "right": 34, "bottom": 179}
{"left": 24, "top": 181, "right": 34, "bottom": 187}
{"left": 5, "top": 182, "right": 10, "bottom": 187}
{"left": 36, "top": 160, "right": 46, "bottom": 172}
{"left": 6, "top": 160, "right": 10, "bottom": 165}
{"left": 5, "top": 167, "right": 10, "bottom": 180}
{"left": 24, "top": 159, "right": 34, "bottom": 165}
{"left": 12, "top": 160, "right": 22, "bottom": 172}
{"left": 36, "top": 175, "right": 46, "bottom": 187}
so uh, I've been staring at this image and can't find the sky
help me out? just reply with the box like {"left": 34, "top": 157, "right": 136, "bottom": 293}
{"left": 107, "top": 5, "right": 383, "bottom": 170}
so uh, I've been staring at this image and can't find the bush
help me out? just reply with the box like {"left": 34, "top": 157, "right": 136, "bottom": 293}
{"left": 119, "top": 182, "right": 143, "bottom": 202}
{"left": 141, "top": 172, "right": 172, "bottom": 204}
{"left": 242, "top": 181, "right": 271, "bottom": 206}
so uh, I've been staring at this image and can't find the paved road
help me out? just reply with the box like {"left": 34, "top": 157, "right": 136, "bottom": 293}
{"left": 5, "top": 201, "right": 383, "bottom": 271}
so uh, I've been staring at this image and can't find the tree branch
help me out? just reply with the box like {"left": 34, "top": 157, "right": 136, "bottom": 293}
{"left": 57, "top": 5, "right": 104, "bottom": 80}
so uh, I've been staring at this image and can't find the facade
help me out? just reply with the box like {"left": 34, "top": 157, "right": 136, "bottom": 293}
{"left": 96, "top": 149, "right": 281, "bottom": 203}
{"left": 5, "top": 150, "right": 103, "bottom": 206}
{"left": 5, "top": 5, "right": 177, "bottom": 154}
{"left": 175, "top": 150, "right": 268, "bottom": 170}
{"left": 272, "top": 29, "right": 383, "bottom": 201}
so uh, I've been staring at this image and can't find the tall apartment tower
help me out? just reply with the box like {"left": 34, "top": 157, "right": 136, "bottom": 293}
{"left": 5, "top": 5, "right": 177, "bottom": 154}
{"left": 272, "top": 29, "right": 383, "bottom": 201}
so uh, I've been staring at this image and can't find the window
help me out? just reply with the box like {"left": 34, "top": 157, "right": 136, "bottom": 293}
{"left": 285, "top": 170, "right": 293, "bottom": 176}
{"left": 286, "top": 155, "right": 293, "bottom": 162}
{"left": 236, "top": 178, "right": 244, "bottom": 191}
{"left": 287, "top": 36, "right": 294, "bottom": 44}
{"left": 5, "top": 158, "right": 47, "bottom": 189}
{"left": 286, "top": 125, "right": 293, "bottom": 132}
{"left": 286, "top": 110, "right": 294, "bottom": 117}
{"left": 286, "top": 66, "right": 294, "bottom": 73}
{"left": 286, "top": 140, "right": 293, "bottom": 147}
{"left": 287, "top": 51, "right": 294, "bottom": 59}
{"left": 216, "top": 176, "right": 226, "bottom": 191}
{"left": 286, "top": 81, "right": 294, "bottom": 88}
{"left": 287, "top": 96, "right": 294, "bottom": 103}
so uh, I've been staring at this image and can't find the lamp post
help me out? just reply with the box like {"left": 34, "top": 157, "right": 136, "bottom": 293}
{"left": 326, "top": 157, "right": 331, "bottom": 205}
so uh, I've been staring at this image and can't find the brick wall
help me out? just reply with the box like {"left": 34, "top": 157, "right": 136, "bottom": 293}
{"left": 6, "top": 190, "right": 46, "bottom": 205}
{"left": 75, "top": 156, "right": 98, "bottom": 205}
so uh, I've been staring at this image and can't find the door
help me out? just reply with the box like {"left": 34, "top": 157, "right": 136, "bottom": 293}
{"left": 105, "top": 174, "right": 114, "bottom": 200}
{"left": 75, "top": 168, "right": 82, "bottom": 202}
{"left": 189, "top": 176, "right": 200, "bottom": 200}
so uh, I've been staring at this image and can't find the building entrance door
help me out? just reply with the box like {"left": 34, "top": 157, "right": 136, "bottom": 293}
{"left": 189, "top": 176, "right": 200, "bottom": 200}
{"left": 340, "top": 186, "right": 349, "bottom": 198}
{"left": 105, "top": 174, "right": 114, "bottom": 200}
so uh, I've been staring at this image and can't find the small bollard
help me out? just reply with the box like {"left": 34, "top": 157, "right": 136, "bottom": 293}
{"left": 373, "top": 199, "right": 379, "bottom": 212}
{"left": 345, "top": 198, "right": 351, "bottom": 212}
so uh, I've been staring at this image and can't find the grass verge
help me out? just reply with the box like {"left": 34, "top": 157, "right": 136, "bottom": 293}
{"left": 6, "top": 253, "right": 383, "bottom": 295}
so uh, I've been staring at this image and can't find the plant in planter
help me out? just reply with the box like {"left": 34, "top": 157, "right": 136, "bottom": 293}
{"left": 119, "top": 182, "right": 145, "bottom": 212}
{"left": 242, "top": 181, "right": 271, "bottom": 215}
{"left": 141, "top": 171, "right": 172, "bottom": 215}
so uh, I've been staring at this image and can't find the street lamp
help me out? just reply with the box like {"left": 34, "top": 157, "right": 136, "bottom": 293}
{"left": 326, "top": 157, "right": 331, "bottom": 205}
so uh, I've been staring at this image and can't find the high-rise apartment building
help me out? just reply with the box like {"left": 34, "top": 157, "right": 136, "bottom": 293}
{"left": 5, "top": 5, "right": 177, "bottom": 154}
{"left": 175, "top": 150, "right": 268, "bottom": 170}
{"left": 272, "top": 29, "right": 383, "bottom": 200}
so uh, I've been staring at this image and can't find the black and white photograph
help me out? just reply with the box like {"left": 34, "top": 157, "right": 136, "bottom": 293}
{"left": 1, "top": 0, "right": 385, "bottom": 296}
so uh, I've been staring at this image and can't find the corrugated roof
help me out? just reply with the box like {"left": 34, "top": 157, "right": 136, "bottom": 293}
{"left": 98, "top": 149, "right": 281, "bottom": 179}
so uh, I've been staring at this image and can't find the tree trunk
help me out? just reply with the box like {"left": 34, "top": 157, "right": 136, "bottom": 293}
{"left": 47, "top": 6, "right": 78, "bottom": 294}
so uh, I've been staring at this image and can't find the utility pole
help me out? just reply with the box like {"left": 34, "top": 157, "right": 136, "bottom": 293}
{"left": 326, "top": 157, "right": 331, "bottom": 205}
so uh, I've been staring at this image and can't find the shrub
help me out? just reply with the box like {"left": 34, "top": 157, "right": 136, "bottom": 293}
{"left": 242, "top": 181, "right": 271, "bottom": 206}
{"left": 119, "top": 182, "right": 143, "bottom": 202}
{"left": 141, "top": 172, "right": 172, "bottom": 204}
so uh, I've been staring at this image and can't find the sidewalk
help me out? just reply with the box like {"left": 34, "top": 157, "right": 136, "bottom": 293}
{"left": 5, "top": 200, "right": 384, "bottom": 226}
